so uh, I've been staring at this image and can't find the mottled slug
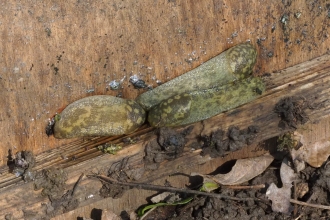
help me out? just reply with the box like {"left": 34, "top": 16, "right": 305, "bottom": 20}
{"left": 148, "top": 77, "right": 265, "bottom": 127}
{"left": 136, "top": 42, "right": 257, "bottom": 111}
{"left": 53, "top": 95, "right": 146, "bottom": 139}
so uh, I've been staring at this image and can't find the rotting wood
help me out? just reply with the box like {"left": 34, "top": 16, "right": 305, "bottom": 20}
{"left": 0, "top": 0, "right": 329, "bottom": 166}
{"left": 0, "top": 53, "right": 330, "bottom": 218}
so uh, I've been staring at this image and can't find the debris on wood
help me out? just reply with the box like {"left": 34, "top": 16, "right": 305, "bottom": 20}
{"left": 200, "top": 155, "right": 274, "bottom": 185}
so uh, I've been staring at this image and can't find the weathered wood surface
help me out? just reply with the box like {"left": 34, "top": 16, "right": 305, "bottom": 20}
{"left": 0, "top": 0, "right": 329, "bottom": 219}
{"left": 0, "top": 0, "right": 329, "bottom": 166}
{"left": 0, "top": 52, "right": 330, "bottom": 219}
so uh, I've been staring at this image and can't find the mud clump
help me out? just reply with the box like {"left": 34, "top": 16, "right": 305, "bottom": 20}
{"left": 99, "top": 158, "right": 132, "bottom": 199}
{"left": 8, "top": 150, "right": 36, "bottom": 182}
{"left": 274, "top": 96, "right": 310, "bottom": 129}
{"left": 144, "top": 127, "right": 192, "bottom": 170}
{"left": 99, "top": 151, "right": 147, "bottom": 199}
{"left": 99, "top": 182, "right": 129, "bottom": 199}
{"left": 34, "top": 168, "right": 68, "bottom": 199}
{"left": 201, "top": 126, "right": 259, "bottom": 158}
{"left": 34, "top": 168, "right": 80, "bottom": 216}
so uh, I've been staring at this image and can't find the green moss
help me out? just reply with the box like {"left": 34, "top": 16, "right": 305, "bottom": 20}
{"left": 277, "top": 132, "right": 298, "bottom": 151}
{"left": 98, "top": 143, "right": 122, "bottom": 154}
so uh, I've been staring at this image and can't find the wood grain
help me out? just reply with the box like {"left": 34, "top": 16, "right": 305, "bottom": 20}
{"left": 0, "top": 0, "right": 329, "bottom": 218}
{"left": 0, "top": 0, "right": 329, "bottom": 166}
{"left": 0, "top": 52, "right": 329, "bottom": 219}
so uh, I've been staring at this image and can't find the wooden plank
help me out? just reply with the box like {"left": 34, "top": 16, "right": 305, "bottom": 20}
{"left": 0, "top": 53, "right": 329, "bottom": 219}
{"left": 0, "top": 0, "right": 329, "bottom": 166}
{"left": 0, "top": 0, "right": 329, "bottom": 218}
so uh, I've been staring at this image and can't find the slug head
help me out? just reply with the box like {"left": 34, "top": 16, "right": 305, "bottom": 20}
{"left": 226, "top": 42, "right": 257, "bottom": 80}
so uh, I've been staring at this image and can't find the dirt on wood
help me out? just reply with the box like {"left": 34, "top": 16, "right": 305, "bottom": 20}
{"left": 274, "top": 96, "right": 311, "bottom": 129}
{"left": 200, "top": 126, "right": 259, "bottom": 158}
{"left": 8, "top": 150, "right": 36, "bottom": 182}
{"left": 99, "top": 127, "right": 192, "bottom": 199}
{"left": 144, "top": 127, "right": 192, "bottom": 170}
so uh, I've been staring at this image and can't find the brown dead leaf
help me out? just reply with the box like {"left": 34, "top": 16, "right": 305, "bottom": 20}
{"left": 150, "top": 192, "right": 182, "bottom": 204}
{"left": 291, "top": 132, "right": 330, "bottom": 168}
{"left": 293, "top": 140, "right": 330, "bottom": 168}
{"left": 266, "top": 158, "right": 296, "bottom": 214}
{"left": 206, "top": 155, "right": 274, "bottom": 185}
{"left": 101, "top": 209, "right": 120, "bottom": 220}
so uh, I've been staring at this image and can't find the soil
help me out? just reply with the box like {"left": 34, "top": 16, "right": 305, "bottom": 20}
{"left": 144, "top": 127, "right": 192, "bottom": 170}
{"left": 33, "top": 168, "right": 81, "bottom": 218}
{"left": 7, "top": 150, "right": 37, "bottom": 182}
{"left": 274, "top": 96, "right": 310, "bottom": 129}
{"left": 142, "top": 159, "right": 330, "bottom": 220}
{"left": 99, "top": 158, "right": 131, "bottom": 199}
{"left": 99, "top": 127, "right": 193, "bottom": 199}
{"left": 200, "top": 126, "right": 259, "bottom": 158}
{"left": 94, "top": 126, "right": 330, "bottom": 220}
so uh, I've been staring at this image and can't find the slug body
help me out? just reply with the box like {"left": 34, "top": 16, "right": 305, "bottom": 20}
{"left": 148, "top": 93, "right": 192, "bottom": 127}
{"left": 136, "top": 42, "right": 257, "bottom": 111}
{"left": 148, "top": 77, "right": 265, "bottom": 127}
{"left": 54, "top": 95, "right": 146, "bottom": 139}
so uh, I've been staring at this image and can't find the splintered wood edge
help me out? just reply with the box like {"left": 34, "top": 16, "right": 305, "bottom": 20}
{"left": 1, "top": 53, "right": 330, "bottom": 218}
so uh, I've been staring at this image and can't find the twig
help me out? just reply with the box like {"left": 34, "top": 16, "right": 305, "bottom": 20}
{"left": 294, "top": 214, "right": 303, "bottom": 220}
{"left": 71, "top": 173, "right": 84, "bottom": 196}
{"left": 223, "top": 184, "right": 265, "bottom": 190}
{"left": 293, "top": 181, "right": 298, "bottom": 216}
{"left": 87, "top": 174, "right": 267, "bottom": 203}
{"left": 290, "top": 199, "right": 330, "bottom": 210}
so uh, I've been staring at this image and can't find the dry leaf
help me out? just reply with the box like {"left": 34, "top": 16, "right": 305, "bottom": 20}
{"left": 208, "top": 155, "right": 274, "bottom": 185}
{"left": 292, "top": 139, "right": 330, "bottom": 168}
{"left": 291, "top": 132, "right": 330, "bottom": 168}
{"left": 151, "top": 192, "right": 180, "bottom": 204}
{"left": 266, "top": 183, "right": 291, "bottom": 214}
{"left": 266, "top": 158, "right": 296, "bottom": 214}
{"left": 101, "top": 209, "right": 120, "bottom": 220}
{"left": 296, "top": 182, "right": 309, "bottom": 198}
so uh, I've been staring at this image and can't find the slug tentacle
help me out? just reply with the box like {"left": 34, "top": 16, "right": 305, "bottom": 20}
{"left": 136, "top": 42, "right": 257, "bottom": 111}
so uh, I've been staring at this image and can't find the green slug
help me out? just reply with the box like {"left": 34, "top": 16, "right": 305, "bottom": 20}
{"left": 53, "top": 95, "right": 146, "bottom": 139}
{"left": 148, "top": 77, "right": 265, "bottom": 127}
{"left": 136, "top": 42, "right": 257, "bottom": 111}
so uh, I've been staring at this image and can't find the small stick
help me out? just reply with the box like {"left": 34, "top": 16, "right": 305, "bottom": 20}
{"left": 87, "top": 174, "right": 267, "bottom": 203}
{"left": 293, "top": 181, "right": 298, "bottom": 216}
{"left": 202, "top": 174, "right": 265, "bottom": 190}
{"left": 72, "top": 173, "right": 84, "bottom": 196}
{"left": 294, "top": 214, "right": 303, "bottom": 220}
{"left": 290, "top": 199, "right": 330, "bottom": 210}
{"left": 223, "top": 184, "right": 265, "bottom": 190}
